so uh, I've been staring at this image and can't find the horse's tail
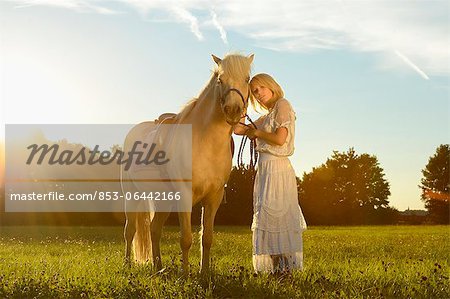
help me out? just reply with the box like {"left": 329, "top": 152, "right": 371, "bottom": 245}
{"left": 133, "top": 212, "right": 152, "bottom": 263}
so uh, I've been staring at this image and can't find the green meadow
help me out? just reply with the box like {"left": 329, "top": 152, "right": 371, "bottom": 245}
{"left": 0, "top": 225, "right": 448, "bottom": 298}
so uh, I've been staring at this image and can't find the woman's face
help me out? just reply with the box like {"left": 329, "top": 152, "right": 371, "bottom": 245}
{"left": 251, "top": 84, "right": 274, "bottom": 108}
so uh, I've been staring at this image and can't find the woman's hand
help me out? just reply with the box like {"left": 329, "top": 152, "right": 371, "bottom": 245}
{"left": 233, "top": 123, "right": 248, "bottom": 135}
{"left": 244, "top": 128, "right": 258, "bottom": 140}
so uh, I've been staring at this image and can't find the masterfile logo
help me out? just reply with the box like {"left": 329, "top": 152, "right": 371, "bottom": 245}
{"left": 5, "top": 124, "right": 192, "bottom": 212}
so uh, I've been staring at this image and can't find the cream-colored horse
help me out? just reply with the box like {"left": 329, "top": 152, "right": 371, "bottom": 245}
{"left": 123, "top": 53, "right": 254, "bottom": 274}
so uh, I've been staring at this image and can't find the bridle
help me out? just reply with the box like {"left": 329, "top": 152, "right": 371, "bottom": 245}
{"left": 217, "top": 76, "right": 250, "bottom": 112}
{"left": 217, "top": 76, "right": 259, "bottom": 169}
{"left": 219, "top": 87, "right": 249, "bottom": 109}
{"left": 217, "top": 75, "right": 255, "bottom": 123}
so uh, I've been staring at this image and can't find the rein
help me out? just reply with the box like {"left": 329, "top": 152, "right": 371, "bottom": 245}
{"left": 217, "top": 78, "right": 259, "bottom": 169}
{"left": 237, "top": 116, "right": 258, "bottom": 170}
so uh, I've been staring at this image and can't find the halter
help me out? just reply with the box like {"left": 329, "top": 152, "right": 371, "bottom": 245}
{"left": 218, "top": 83, "right": 250, "bottom": 109}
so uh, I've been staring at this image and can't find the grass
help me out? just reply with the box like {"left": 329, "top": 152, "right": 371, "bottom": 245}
{"left": 0, "top": 225, "right": 449, "bottom": 298}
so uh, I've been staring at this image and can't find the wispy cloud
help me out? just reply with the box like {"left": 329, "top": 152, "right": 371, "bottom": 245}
{"left": 170, "top": 6, "right": 203, "bottom": 41}
{"left": 12, "top": 0, "right": 120, "bottom": 14}
{"left": 7, "top": 0, "right": 449, "bottom": 77}
{"left": 211, "top": 10, "right": 228, "bottom": 44}
{"left": 395, "top": 50, "right": 429, "bottom": 80}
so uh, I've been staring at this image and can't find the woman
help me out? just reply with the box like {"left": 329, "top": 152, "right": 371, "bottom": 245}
{"left": 234, "top": 73, "right": 307, "bottom": 274}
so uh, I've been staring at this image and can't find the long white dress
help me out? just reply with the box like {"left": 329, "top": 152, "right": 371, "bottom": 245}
{"left": 252, "top": 98, "right": 307, "bottom": 273}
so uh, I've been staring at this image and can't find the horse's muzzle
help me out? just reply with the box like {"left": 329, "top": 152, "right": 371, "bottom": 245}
{"left": 223, "top": 105, "right": 243, "bottom": 126}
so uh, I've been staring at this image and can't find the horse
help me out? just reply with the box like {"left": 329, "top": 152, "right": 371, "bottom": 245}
{"left": 122, "top": 53, "right": 254, "bottom": 274}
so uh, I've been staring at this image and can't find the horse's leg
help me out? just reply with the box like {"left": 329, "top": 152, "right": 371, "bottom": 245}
{"left": 150, "top": 211, "right": 170, "bottom": 271}
{"left": 200, "top": 190, "right": 223, "bottom": 274}
{"left": 124, "top": 212, "right": 136, "bottom": 266}
{"left": 178, "top": 211, "right": 193, "bottom": 275}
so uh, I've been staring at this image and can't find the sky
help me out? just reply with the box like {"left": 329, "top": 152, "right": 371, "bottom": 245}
{"left": 0, "top": 0, "right": 449, "bottom": 210}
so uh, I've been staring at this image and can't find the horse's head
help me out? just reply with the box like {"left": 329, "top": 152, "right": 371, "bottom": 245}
{"left": 212, "top": 53, "right": 254, "bottom": 125}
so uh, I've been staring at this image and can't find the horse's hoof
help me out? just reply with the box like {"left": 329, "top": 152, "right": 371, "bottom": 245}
{"left": 180, "top": 266, "right": 190, "bottom": 278}
{"left": 199, "top": 268, "right": 212, "bottom": 283}
{"left": 178, "top": 269, "right": 189, "bottom": 280}
{"left": 123, "top": 259, "right": 131, "bottom": 268}
{"left": 200, "top": 266, "right": 211, "bottom": 277}
{"left": 153, "top": 264, "right": 163, "bottom": 273}
{"left": 199, "top": 271, "right": 212, "bottom": 288}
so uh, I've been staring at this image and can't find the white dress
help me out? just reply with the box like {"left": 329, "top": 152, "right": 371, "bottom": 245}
{"left": 252, "top": 98, "right": 307, "bottom": 273}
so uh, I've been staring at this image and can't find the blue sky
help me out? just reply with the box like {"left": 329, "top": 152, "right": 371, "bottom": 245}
{"left": 1, "top": 0, "right": 449, "bottom": 210}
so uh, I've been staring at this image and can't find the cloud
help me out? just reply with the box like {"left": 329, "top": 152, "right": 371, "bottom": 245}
{"left": 211, "top": 10, "right": 228, "bottom": 44}
{"left": 7, "top": 0, "right": 449, "bottom": 77}
{"left": 395, "top": 50, "right": 429, "bottom": 80}
{"left": 12, "top": 0, "right": 120, "bottom": 14}
{"left": 169, "top": 6, "right": 204, "bottom": 40}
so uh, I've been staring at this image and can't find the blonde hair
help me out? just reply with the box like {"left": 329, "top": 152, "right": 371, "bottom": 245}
{"left": 249, "top": 73, "right": 284, "bottom": 112}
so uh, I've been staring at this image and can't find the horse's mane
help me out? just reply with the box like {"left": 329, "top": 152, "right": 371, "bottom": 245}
{"left": 175, "top": 98, "right": 198, "bottom": 123}
{"left": 174, "top": 73, "right": 216, "bottom": 123}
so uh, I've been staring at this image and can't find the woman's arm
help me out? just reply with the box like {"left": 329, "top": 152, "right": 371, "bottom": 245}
{"left": 252, "top": 116, "right": 265, "bottom": 128}
{"left": 245, "top": 127, "right": 288, "bottom": 146}
{"left": 247, "top": 99, "right": 293, "bottom": 146}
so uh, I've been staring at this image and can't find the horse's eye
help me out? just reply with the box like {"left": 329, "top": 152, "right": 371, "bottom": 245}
{"left": 217, "top": 78, "right": 222, "bottom": 84}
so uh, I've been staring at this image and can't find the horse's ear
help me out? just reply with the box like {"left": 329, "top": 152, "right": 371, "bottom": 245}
{"left": 248, "top": 54, "right": 254, "bottom": 64}
{"left": 212, "top": 54, "right": 222, "bottom": 65}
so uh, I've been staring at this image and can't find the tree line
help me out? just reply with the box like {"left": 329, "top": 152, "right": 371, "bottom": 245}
{"left": 1, "top": 141, "right": 448, "bottom": 225}
{"left": 218, "top": 144, "right": 448, "bottom": 225}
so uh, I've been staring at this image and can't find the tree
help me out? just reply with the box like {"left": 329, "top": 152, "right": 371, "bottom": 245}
{"left": 299, "top": 148, "right": 391, "bottom": 225}
{"left": 420, "top": 144, "right": 450, "bottom": 224}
